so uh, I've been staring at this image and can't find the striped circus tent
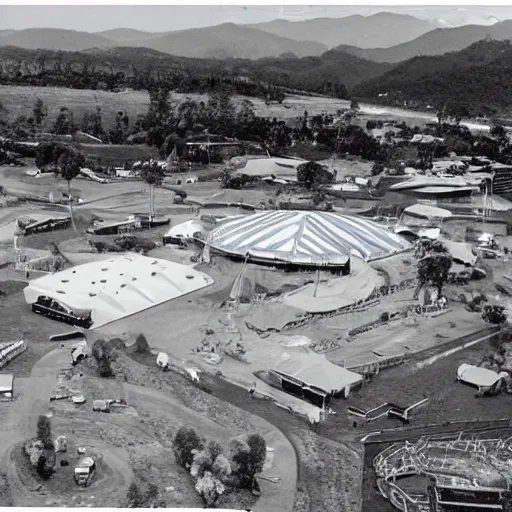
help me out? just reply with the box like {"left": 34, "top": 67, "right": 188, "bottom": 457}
{"left": 207, "top": 210, "right": 411, "bottom": 265}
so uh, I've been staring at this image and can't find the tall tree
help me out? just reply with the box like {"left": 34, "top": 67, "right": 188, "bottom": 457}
{"left": 140, "top": 162, "right": 165, "bottom": 220}
{"left": 144, "top": 86, "right": 176, "bottom": 148}
{"left": 53, "top": 107, "right": 76, "bottom": 135}
{"left": 81, "top": 105, "right": 105, "bottom": 140}
{"left": 57, "top": 149, "right": 85, "bottom": 232}
{"left": 207, "top": 89, "right": 235, "bottom": 136}
{"left": 33, "top": 98, "right": 48, "bottom": 127}
{"left": 413, "top": 241, "right": 453, "bottom": 300}
{"left": 109, "top": 111, "right": 129, "bottom": 144}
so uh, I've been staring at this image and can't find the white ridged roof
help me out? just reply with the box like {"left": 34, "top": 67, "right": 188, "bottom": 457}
{"left": 24, "top": 255, "right": 214, "bottom": 328}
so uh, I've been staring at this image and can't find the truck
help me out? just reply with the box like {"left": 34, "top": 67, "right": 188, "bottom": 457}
{"left": 74, "top": 456, "right": 96, "bottom": 487}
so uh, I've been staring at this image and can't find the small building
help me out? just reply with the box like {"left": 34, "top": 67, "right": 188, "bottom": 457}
{"left": 115, "top": 169, "right": 137, "bottom": 178}
{"left": 0, "top": 373, "right": 14, "bottom": 401}
{"left": 268, "top": 348, "right": 363, "bottom": 407}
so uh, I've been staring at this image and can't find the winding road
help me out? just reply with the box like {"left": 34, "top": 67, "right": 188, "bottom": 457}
{"left": 0, "top": 345, "right": 297, "bottom": 511}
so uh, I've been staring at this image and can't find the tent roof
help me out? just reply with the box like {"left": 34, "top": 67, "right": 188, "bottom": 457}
{"left": 165, "top": 219, "right": 208, "bottom": 238}
{"left": 273, "top": 348, "right": 362, "bottom": 394}
{"left": 0, "top": 373, "right": 13, "bottom": 393}
{"left": 234, "top": 157, "right": 305, "bottom": 180}
{"left": 23, "top": 255, "right": 214, "bottom": 329}
{"left": 458, "top": 364, "right": 501, "bottom": 388}
{"left": 443, "top": 240, "right": 477, "bottom": 266}
{"left": 403, "top": 204, "right": 452, "bottom": 219}
{"left": 208, "top": 210, "right": 411, "bottom": 264}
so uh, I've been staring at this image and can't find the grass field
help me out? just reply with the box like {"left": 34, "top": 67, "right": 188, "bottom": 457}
{"left": 0, "top": 85, "right": 354, "bottom": 129}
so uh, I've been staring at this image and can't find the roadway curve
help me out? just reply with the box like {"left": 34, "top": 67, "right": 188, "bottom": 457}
{"left": 0, "top": 346, "right": 297, "bottom": 511}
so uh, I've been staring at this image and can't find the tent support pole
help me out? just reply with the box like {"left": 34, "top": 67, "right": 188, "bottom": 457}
{"left": 313, "top": 269, "right": 320, "bottom": 297}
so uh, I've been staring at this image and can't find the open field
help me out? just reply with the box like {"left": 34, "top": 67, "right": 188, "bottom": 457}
{"left": 0, "top": 85, "right": 351, "bottom": 127}
{"left": 0, "top": 85, "right": 446, "bottom": 129}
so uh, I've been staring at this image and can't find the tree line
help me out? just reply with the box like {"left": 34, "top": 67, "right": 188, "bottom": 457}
{"left": 0, "top": 46, "right": 351, "bottom": 101}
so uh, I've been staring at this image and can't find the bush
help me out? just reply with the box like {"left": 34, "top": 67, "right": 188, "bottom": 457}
{"left": 172, "top": 427, "right": 204, "bottom": 469}
{"left": 92, "top": 339, "right": 115, "bottom": 378}
{"left": 191, "top": 442, "right": 231, "bottom": 507}
{"left": 126, "top": 482, "right": 144, "bottom": 508}
{"left": 36, "top": 454, "right": 54, "bottom": 480}
{"left": 483, "top": 305, "right": 507, "bottom": 325}
{"left": 134, "top": 333, "right": 150, "bottom": 354}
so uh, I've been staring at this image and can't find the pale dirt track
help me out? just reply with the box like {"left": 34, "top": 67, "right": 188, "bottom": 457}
{"left": 0, "top": 340, "right": 297, "bottom": 510}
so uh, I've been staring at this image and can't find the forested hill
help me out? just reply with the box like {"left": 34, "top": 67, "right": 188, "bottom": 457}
{"left": 0, "top": 45, "right": 392, "bottom": 99}
{"left": 334, "top": 20, "right": 512, "bottom": 63}
{"left": 352, "top": 40, "right": 512, "bottom": 116}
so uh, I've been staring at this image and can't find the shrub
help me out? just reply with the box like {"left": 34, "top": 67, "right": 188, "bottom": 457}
{"left": 36, "top": 454, "right": 54, "bottom": 480}
{"left": 134, "top": 333, "right": 150, "bottom": 354}
{"left": 126, "top": 482, "right": 144, "bottom": 508}
{"left": 144, "top": 483, "right": 159, "bottom": 507}
{"left": 483, "top": 305, "right": 507, "bottom": 325}
{"left": 191, "top": 442, "right": 231, "bottom": 507}
{"left": 172, "top": 427, "right": 204, "bottom": 469}
{"left": 92, "top": 339, "right": 115, "bottom": 378}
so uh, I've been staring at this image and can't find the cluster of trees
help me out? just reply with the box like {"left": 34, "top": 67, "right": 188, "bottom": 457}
{"left": 0, "top": 46, "right": 365, "bottom": 100}
{"left": 172, "top": 426, "right": 266, "bottom": 507}
{"left": 23, "top": 415, "right": 55, "bottom": 480}
{"left": 296, "top": 161, "right": 334, "bottom": 190}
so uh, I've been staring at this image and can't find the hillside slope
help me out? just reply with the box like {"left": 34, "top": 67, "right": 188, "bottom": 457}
{"left": 353, "top": 40, "right": 512, "bottom": 113}
{"left": 122, "top": 23, "right": 327, "bottom": 59}
{"left": 0, "top": 25, "right": 327, "bottom": 60}
{"left": 95, "top": 28, "right": 167, "bottom": 43}
{"left": 337, "top": 19, "right": 512, "bottom": 63}
{"left": 0, "top": 45, "right": 392, "bottom": 97}
{"left": 0, "top": 28, "right": 117, "bottom": 51}
{"left": 249, "top": 12, "right": 439, "bottom": 49}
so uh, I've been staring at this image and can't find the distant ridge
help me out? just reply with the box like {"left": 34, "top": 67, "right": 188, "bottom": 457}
{"left": 0, "top": 24, "right": 327, "bottom": 59}
{"left": 248, "top": 12, "right": 440, "bottom": 49}
{"left": 335, "top": 19, "right": 512, "bottom": 63}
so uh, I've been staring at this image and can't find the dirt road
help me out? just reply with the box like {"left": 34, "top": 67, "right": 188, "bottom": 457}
{"left": 125, "top": 383, "right": 297, "bottom": 512}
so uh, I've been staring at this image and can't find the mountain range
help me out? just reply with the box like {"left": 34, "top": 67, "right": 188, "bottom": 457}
{"left": 352, "top": 39, "right": 512, "bottom": 114}
{"left": 336, "top": 19, "right": 512, "bottom": 63}
{"left": 0, "top": 12, "right": 460, "bottom": 60}
{"left": 246, "top": 12, "right": 439, "bottom": 49}
{"left": 2, "top": 11, "right": 512, "bottom": 114}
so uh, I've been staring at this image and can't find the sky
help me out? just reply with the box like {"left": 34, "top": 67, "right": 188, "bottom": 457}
{"left": 1, "top": 4, "right": 512, "bottom": 33}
